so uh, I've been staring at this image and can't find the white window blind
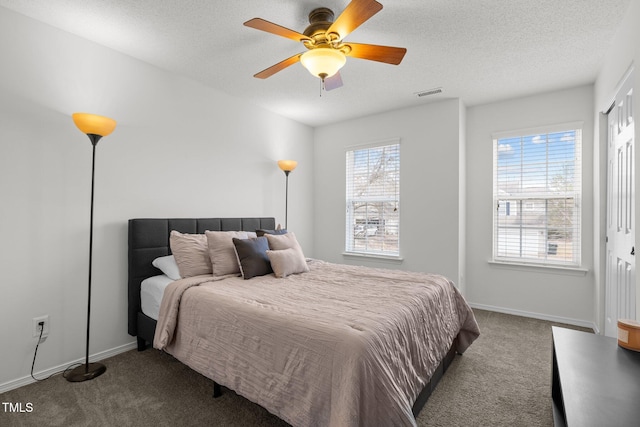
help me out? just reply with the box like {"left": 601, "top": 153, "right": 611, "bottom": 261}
{"left": 493, "top": 126, "right": 581, "bottom": 266}
{"left": 346, "top": 141, "right": 400, "bottom": 256}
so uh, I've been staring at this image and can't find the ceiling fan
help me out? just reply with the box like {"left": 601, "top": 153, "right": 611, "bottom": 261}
{"left": 243, "top": 0, "right": 407, "bottom": 90}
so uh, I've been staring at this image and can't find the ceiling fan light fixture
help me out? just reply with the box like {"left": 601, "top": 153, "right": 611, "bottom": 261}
{"left": 300, "top": 48, "right": 346, "bottom": 80}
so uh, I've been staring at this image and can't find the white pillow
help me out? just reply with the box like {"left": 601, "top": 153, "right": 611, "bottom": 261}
{"left": 152, "top": 255, "right": 181, "bottom": 280}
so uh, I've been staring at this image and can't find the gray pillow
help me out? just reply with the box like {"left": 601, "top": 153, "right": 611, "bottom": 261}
{"left": 232, "top": 237, "right": 272, "bottom": 279}
{"left": 256, "top": 229, "right": 288, "bottom": 237}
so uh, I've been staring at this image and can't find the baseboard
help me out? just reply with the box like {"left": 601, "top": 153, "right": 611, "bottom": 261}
{"left": 469, "top": 302, "right": 598, "bottom": 332}
{"left": 0, "top": 341, "right": 137, "bottom": 394}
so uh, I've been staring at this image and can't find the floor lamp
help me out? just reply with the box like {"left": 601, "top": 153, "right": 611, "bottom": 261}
{"left": 277, "top": 160, "right": 297, "bottom": 229}
{"left": 66, "top": 113, "right": 117, "bottom": 382}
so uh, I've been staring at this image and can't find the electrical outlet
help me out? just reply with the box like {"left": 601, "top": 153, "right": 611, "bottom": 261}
{"left": 32, "top": 315, "right": 49, "bottom": 338}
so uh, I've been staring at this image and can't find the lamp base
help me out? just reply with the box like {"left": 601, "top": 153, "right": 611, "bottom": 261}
{"left": 66, "top": 362, "right": 106, "bottom": 382}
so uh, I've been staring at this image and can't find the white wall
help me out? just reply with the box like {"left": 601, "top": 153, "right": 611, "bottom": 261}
{"left": 465, "top": 85, "right": 595, "bottom": 327}
{"left": 313, "top": 99, "right": 463, "bottom": 282}
{"left": 593, "top": 0, "right": 640, "bottom": 329}
{"left": 0, "top": 7, "right": 314, "bottom": 389}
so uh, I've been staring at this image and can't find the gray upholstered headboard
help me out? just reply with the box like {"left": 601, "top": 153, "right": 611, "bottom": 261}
{"left": 127, "top": 217, "right": 276, "bottom": 336}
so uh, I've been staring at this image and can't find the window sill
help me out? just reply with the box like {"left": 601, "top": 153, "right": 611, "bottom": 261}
{"left": 343, "top": 252, "right": 404, "bottom": 264}
{"left": 488, "top": 260, "right": 588, "bottom": 276}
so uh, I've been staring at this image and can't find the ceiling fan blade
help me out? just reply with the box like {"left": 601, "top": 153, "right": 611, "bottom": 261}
{"left": 254, "top": 53, "right": 303, "bottom": 79}
{"left": 327, "top": 0, "right": 383, "bottom": 41}
{"left": 344, "top": 42, "right": 407, "bottom": 65}
{"left": 244, "top": 18, "right": 310, "bottom": 42}
{"left": 324, "top": 72, "right": 343, "bottom": 91}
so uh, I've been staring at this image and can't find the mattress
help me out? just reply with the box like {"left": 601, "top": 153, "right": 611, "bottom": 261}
{"left": 141, "top": 274, "right": 173, "bottom": 320}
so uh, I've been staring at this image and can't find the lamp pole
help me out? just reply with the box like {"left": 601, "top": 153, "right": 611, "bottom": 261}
{"left": 67, "top": 113, "right": 115, "bottom": 382}
{"left": 284, "top": 170, "right": 290, "bottom": 229}
{"left": 85, "top": 137, "right": 98, "bottom": 375}
{"left": 277, "top": 160, "right": 297, "bottom": 230}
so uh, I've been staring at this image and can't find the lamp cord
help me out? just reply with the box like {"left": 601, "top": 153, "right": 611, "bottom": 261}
{"left": 30, "top": 327, "right": 81, "bottom": 382}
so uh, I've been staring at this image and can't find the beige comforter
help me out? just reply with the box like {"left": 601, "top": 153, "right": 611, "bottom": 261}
{"left": 154, "top": 259, "right": 479, "bottom": 427}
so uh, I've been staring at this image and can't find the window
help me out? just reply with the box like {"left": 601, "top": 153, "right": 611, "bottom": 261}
{"left": 346, "top": 141, "right": 400, "bottom": 256}
{"left": 493, "top": 124, "right": 582, "bottom": 267}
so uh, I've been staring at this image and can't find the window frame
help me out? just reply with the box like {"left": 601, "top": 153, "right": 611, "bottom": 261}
{"left": 492, "top": 122, "right": 583, "bottom": 268}
{"left": 345, "top": 139, "right": 401, "bottom": 258}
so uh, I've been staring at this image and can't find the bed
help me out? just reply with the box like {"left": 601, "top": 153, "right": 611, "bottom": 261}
{"left": 128, "top": 217, "right": 480, "bottom": 427}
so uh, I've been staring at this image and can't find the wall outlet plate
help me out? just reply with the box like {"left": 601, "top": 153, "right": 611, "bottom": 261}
{"left": 33, "top": 315, "right": 49, "bottom": 338}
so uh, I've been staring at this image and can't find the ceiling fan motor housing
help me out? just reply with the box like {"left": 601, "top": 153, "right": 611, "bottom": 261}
{"left": 304, "top": 8, "right": 334, "bottom": 37}
{"left": 303, "top": 7, "right": 340, "bottom": 48}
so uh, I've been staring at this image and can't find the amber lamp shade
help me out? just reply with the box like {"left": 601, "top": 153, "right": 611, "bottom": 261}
{"left": 278, "top": 160, "right": 298, "bottom": 174}
{"left": 72, "top": 113, "right": 117, "bottom": 145}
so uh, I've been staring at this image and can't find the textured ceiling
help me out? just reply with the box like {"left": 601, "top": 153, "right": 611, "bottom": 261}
{"left": 0, "top": 0, "right": 631, "bottom": 126}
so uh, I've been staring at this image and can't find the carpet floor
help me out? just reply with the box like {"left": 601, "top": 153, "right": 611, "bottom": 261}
{"left": 0, "top": 309, "right": 589, "bottom": 426}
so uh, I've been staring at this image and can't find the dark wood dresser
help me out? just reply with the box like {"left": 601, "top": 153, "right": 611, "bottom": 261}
{"left": 552, "top": 326, "right": 640, "bottom": 427}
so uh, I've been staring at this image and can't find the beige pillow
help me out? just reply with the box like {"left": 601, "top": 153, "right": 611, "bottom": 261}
{"left": 169, "top": 231, "right": 211, "bottom": 278}
{"left": 265, "top": 232, "right": 308, "bottom": 278}
{"left": 265, "top": 232, "right": 303, "bottom": 251}
{"left": 267, "top": 248, "right": 309, "bottom": 278}
{"left": 205, "top": 230, "right": 248, "bottom": 277}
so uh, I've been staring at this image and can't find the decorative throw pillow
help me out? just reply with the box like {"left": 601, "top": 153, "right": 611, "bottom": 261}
{"left": 169, "top": 231, "right": 211, "bottom": 278}
{"left": 265, "top": 232, "right": 309, "bottom": 278}
{"left": 151, "top": 255, "right": 181, "bottom": 280}
{"left": 267, "top": 248, "right": 309, "bottom": 278}
{"left": 232, "top": 237, "right": 273, "bottom": 279}
{"left": 205, "top": 230, "right": 249, "bottom": 277}
{"left": 256, "top": 229, "right": 288, "bottom": 237}
{"left": 265, "top": 231, "right": 302, "bottom": 251}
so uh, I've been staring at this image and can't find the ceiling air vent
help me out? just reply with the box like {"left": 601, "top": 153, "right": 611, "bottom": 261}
{"left": 415, "top": 87, "right": 443, "bottom": 98}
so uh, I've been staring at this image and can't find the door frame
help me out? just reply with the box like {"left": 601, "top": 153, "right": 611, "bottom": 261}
{"left": 598, "top": 64, "right": 636, "bottom": 335}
